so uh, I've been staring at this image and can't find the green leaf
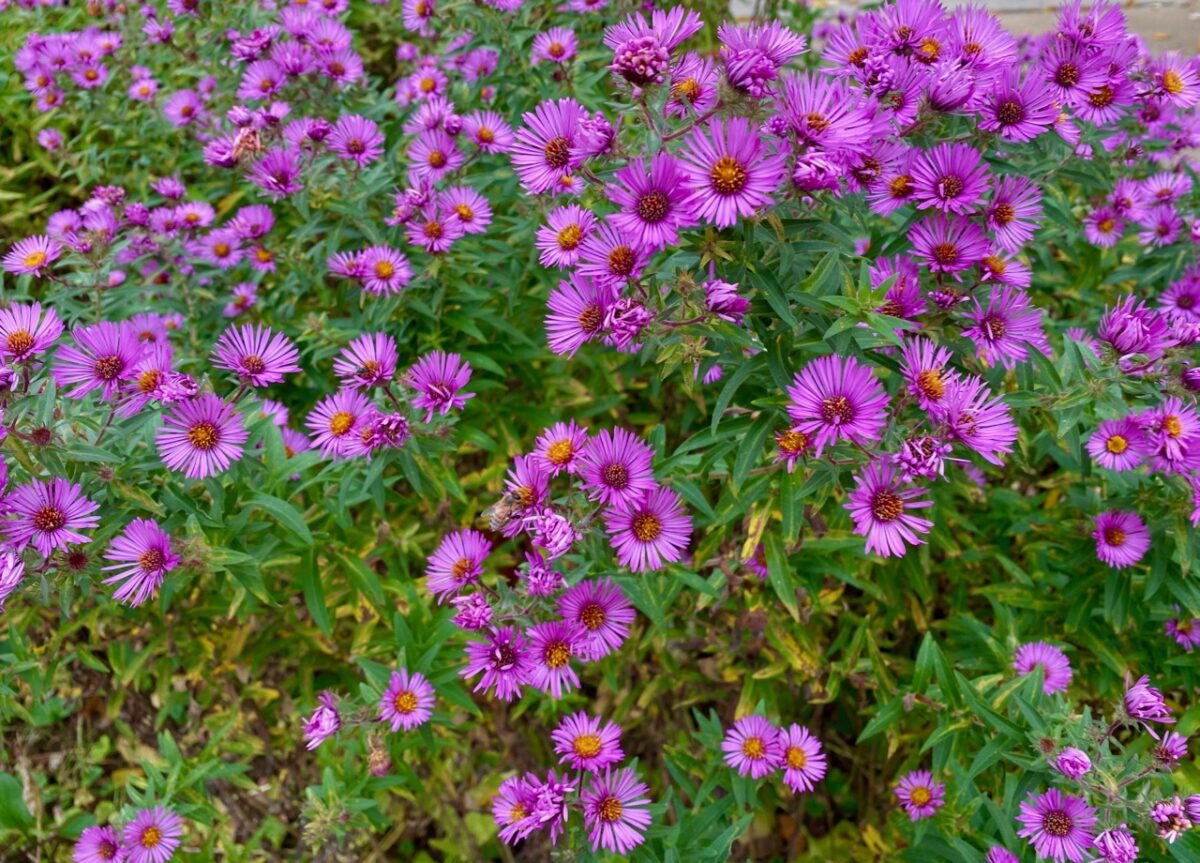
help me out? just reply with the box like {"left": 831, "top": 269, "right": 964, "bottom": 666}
{"left": 246, "top": 492, "right": 314, "bottom": 547}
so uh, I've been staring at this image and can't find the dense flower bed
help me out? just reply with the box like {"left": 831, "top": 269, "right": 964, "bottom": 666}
{"left": 1, "top": 0, "right": 1199, "bottom": 860}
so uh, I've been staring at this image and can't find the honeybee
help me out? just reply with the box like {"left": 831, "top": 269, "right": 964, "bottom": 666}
{"left": 480, "top": 490, "right": 523, "bottom": 532}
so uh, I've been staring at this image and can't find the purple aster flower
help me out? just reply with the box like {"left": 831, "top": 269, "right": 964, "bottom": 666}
{"left": 462, "top": 626, "right": 533, "bottom": 702}
{"left": 303, "top": 691, "right": 341, "bottom": 749}
{"left": 1151, "top": 797, "right": 1190, "bottom": 844}
{"left": 521, "top": 770, "right": 575, "bottom": 845}
{"left": 162, "top": 89, "right": 204, "bottom": 127}
{"left": 719, "top": 21, "right": 807, "bottom": 98}
{"left": 911, "top": 143, "right": 988, "bottom": 215}
{"left": 378, "top": 668, "right": 435, "bottom": 732}
{"left": 607, "top": 152, "right": 695, "bottom": 250}
{"left": 704, "top": 279, "right": 748, "bottom": 324}
{"left": 603, "top": 7, "right": 702, "bottom": 87}
{"left": 551, "top": 712, "right": 624, "bottom": 772}
{"left": 157, "top": 394, "right": 247, "bottom": 479}
{"left": 408, "top": 129, "right": 464, "bottom": 183}
{"left": 557, "top": 577, "right": 634, "bottom": 661}
{"left": 1053, "top": 747, "right": 1091, "bottom": 779}
{"left": 979, "top": 67, "right": 1058, "bottom": 142}
{"left": 510, "top": 98, "right": 587, "bottom": 194}
{"left": 911, "top": 214, "right": 988, "bottom": 275}
{"left": 1125, "top": 674, "right": 1174, "bottom": 725}
{"left": 53, "top": 321, "right": 143, "bottom": 401}
{"left": 1092, "top": 510, "right": 1149, "bottom": 569}
{"left": 845, "top": 460, "right": 933, "bottom": 558}
{"left": 532, "top": 27, "right": 577, "bottom": 65}
{"left": 248, "top": 148, "right": 304, "bottom": 200}
{"left": 492, "top": 775, "right": 537, "bottom": 844}
{"left": 451, "top": 592, "right": 492, "bottom": 631}
{"left": 527, "top": 620, "right": 585, "bottom": 698}
{"left": 605, "top": 485, "right": 692, "bottom": 572}
{"left": 581, "top": 767, "right": 652, "bottom": 855}
{"left": 333, "top": 332, "right": 398, "bottom": 389}
{"left": 211, "top": 323, "right": 300, "bottom": 387}
{"left": 306, "top": 388, "right": 372, "bottom": 460}
{"left": 900, "top": 337, "right": 954, "bottom": 412}
{"left": 1163, "top": 276, "right": 1200, "bottom": 323}
{"left": 102, "top": 518, "right": 179, "bottom": 608}
{"left": 667, "top": 52, "right": 719, "bottom": 118}
{"left": 439, "top": 186, "right": 492, "bottom": 235}
{"left": 1093, "top": 826, "right": 1138, "bottom": 863}
{"left": 3, "top": 235, "right": 62, "bottom": 277}
{"left": 545, "top": 273, "right": 610, "bottom": 358}
{"left": 933, "top": 375, "right": 1017, "bottom": 466}
{"left": 224, "top": 283, "right": 258, "bottom": 318}
{"left": 895, "top": 770, "right": 945, "bottom": 822}
{"left": 193, "top": 228, "right": 244, "bottom": 269}
{"left": 1142, "top": 397, "right": 1200, "bottom": 474}
{"left": 1137, "top": 204, "right": 1183, "bottom": 247}
{"left": 1014, "top": 641, "right": 1072, "bottom": 694}
{"left": 72, "top": 825, "right": 121, "bottom": 863}
{"left": 1086, "top": 418, "right": 1147, "bottom": 471}
{"left": 328, "top": 114, "right": 384, "bottom": 167}
{"left": 1153, "top": 52, "right": 1200, "bottom": 106}
{"left": 577, "top": 427, "right": 656, "bottom": 507}
{"left": 236, "top": 60, "right": 284, "bottom": 101}
{"left": 1166, "top": 615, "right": 1200, "bottom": 650}
{"left": 774, "top": 429, "right": 810, "bottom": 472}
{"left": 533, "top": 421, "right": 589, "bottom": 476}
{"left": 722, "top": 714, "right": 783, "bottom": 778}
{"left": 0, "top": 552, "right": 27, "bottom": 613}
{"left": 528, "top": 510, "right": 580, "bottom": 560}
{"left": 407, "top": 206, "right": 466, "bottom": 255}
{"left": 359, "top": 246, "right": 413, "bottom": 296}
{"left": 1016, "top": 788, "right": 1095, "bottom": 862}
{"left": 121, "top": 807, "right": 182, "bottom": 863}
{"left": 785, "top": 355, "right": 889, "bottom": 456}
{"left": 536, "top": 205, "right": 596, "bottom": 269}
{"left": 464, "top": 110, "right": 514, "bottom": 154}
{"left": 893, "top": 435, "right": 951, "bottom": 483}
{"left": 780, "top": 724, "right": 827, "bottom": 794}
{"left": 985, "top": 849, "right": 1019, "bottom": 863}
{"left": 0, "top": 302, "right": 62, "bottom": 362}
{"left": 987, "top": 176, "right": 1043, "bottom": 253}
{"left": 963, "top": 286, "right": 1050, "bottom": 369}
{"left": 6, "top": 478, "right": 100, "bottom": 558}
{"left": 1083, "top": 207, "right": 1123, "bottom": 247}
{"left": 404, "top": 351, "right": 473, "bottom": 422}
{"left": 678, "top": 117, "right": 787, "bottom": 228}
{"left": 1152, "top": 730, "right": 1189, "bottom": 766}
{"left": 522, "top": 550, "right": 564, "bottom": 595}
{"left": 500, "top": 455, "right": 549, "bottom": 538}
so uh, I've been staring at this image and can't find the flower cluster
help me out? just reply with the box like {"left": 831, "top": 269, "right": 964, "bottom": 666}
{"left": 721, "top": 714, "right": 829, "bottom": 795}
{"left": 73, "top": 806, "right": 184, "bottom": 863}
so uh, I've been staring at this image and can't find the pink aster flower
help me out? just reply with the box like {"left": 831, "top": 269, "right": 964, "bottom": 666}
{"left": 1092, "top": 510, "right": 1150, "bottom": 569}
{"left": 511, "top": 98, "right": 587, "bottom": 194}
{"left": 157, "top": 394, "right": 249, "bottom": 479}
{"left": 5, "top": 477, "right": 100, "bottom": 558}
{"left": 900, "top": 337, "right": 955, "bottom": 412}
{"left": 333, "top": 332, "right": 398, "bottom": 389}
{"left": 120, "top": 807, "right": 183, "bottom": 863}
{"left": 303, "top": 691, "right": 341, "bottom": 750}
{"left": 1013, "top": 641, "right": 1072, "bottom": 694}
{"left": 894, "top": 770, "right": 945, "bottom": 822}
{"left": 962, "top": 286, "right": 1050, "bottom": 369}
{"left": 1015, "top": 788, "right": 1096, "bottom": 862}
{"left": 910, "top": 213, "right": 988, "bottom": 275}
{"left": 557, "top": 577, "right": 634, "bottom": 661}
{"left": 581, "top": 767, "right": 652, "bottom": 855}
{"left": 527, "top": 620, "right": 585, "bottom": 698}
{"left": 102, "top": 518, "right": 179, "bottom": 607}
{"left": 678, "top": 117, "right": 787, "bottom": 228}
{"left": 532, "top": 28, "right": 577, "bottom": 65}
{"left": 461, "top": 625, "right": 533, "bottom": 702}
{"left": 932, "top": 375, "right": 1017, "bottom": 466}
{"left": 425, "top": 528, "right": 492, "bottom": 601}
{"left": 1124, "top": 674, "right": 1174, "bottom": 725}
{"left": 404, "top": 350, "right": 474, "bottom": 422}
{"left": 545, "top": 273, "right": 610, "bottom": 357}
{"left": 359, "top": 246, "right": 413, "bottom": 296}
{"left": 3, "top": 235, "right": 62, "bottom": 276}
{"left": 607, "top": 152, "right": 696, "bottom": 250}
{"left": 305, "top": 388, "right": 372, "bottom": 459}
{"left": 378, "top": 668, "right": 435, "bottom": 732}
{"left": 328, "top": 114, "right": 385, "bottom": 167}
{"left": 551, "top": 712, "right": 624, "bottom": 772}
{"left": 1053, "top": 747, "right": 1091, "bottom": 779}
{"left": 911, "top": 142, "right": 988, "bottom": 215}
{"left": 780, "top": 724, "right": 827, "bottom": 794}
{"left": 785, "top": 355, "right": 889, "bottom": 456}
{"left": 533, "top": 420, "right": 589, "bottom": 475}
{"left": 439, "top": 186, "right": 492, "bottom": 235}
{"left": 578, "top": 427, "right": 656, "bottom": 508}
{"left": 722, "top": 714, "right": 782, "bottom": 778}
{"left": 211, "top": 323, "right": 300, "bottom": 387}
{"left": 464, "top": 110, "right": 514, "bottom": 154}
{"left": 1085, "top": 418, "right": 1147, "bottom": 471}
{"left": 605, "top": 484, "right": 692, "bottom": 572}
{"left": 407, "top": 206, "right": 466, "bottom": 255}
{"left": 53, "top": 320, "right": 145, "bottom": 401}
{"left": 0, "top": 302, "right": 62, "bottom": 362}
{"left": 408, "top": 128, "right": 464, "bottom": 182}
{"left": 845, "top": 460, "right": 933, "bottom": 558}
{"left": 72, "top": 825, "right": 121, "bottom": 863}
